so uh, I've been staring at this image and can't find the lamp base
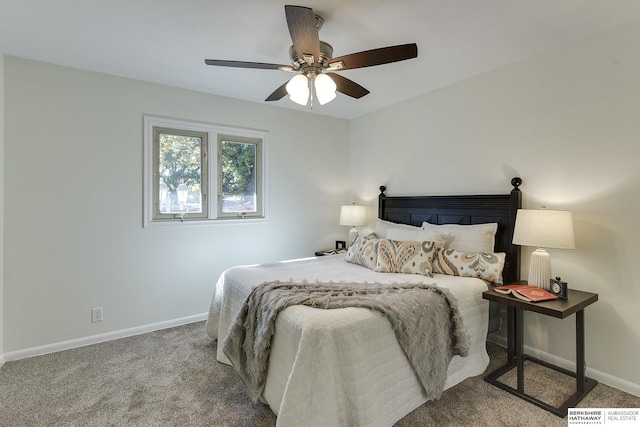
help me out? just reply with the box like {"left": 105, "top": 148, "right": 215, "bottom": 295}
{"left": 347, "top": 227, "right": 359, "bottom": 248}
{"left": 528, "top": 248, "right": 552, "bottom": 290}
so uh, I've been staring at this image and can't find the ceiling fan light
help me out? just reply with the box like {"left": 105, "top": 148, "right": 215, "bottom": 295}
{"left": 286, "top": 74, "right": 309, "bottom": 105}
{"left": 315, "top": 73, "right": 337, "bottom": 105}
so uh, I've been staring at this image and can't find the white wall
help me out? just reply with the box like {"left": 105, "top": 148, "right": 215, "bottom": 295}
{"left": 3, "top": 57, "right": 349, "bottom": 353}
{"left": 0, "top": 54, "right": 5, "bottom": 361}
{"left": 350, "top": 20, "right": 640, "bottom": 394}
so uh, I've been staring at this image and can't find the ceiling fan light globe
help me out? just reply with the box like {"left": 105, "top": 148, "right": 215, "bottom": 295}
{"left": 315, "top": 73, "right": 337, "bottom": 105}
{"left": 286, "top": 74, "right": 309, "bottom": 105}
{"left": 289, "top": 90, "right": 310, "bottom": 105}
{"left": 316, "top": 91, "right": 336, "bottom": 105}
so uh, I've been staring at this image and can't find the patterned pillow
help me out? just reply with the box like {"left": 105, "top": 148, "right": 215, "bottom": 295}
{"left": 374, "top": 239, "right": 437, "bottom": 277}
{"left": 344, "top": 235, "right": 379, "bottom": 270}
{"left": 432, "top": 248, "right": 506, "bottom": 284}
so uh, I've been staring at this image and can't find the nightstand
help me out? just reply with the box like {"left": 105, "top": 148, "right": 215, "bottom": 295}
{"left": 482, "top": 283, "right": 598, "bottom": 417}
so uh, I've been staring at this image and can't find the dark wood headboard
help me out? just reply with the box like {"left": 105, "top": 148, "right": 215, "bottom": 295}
{"left": 378, "top": 177, "right": 522, "bottom": 285}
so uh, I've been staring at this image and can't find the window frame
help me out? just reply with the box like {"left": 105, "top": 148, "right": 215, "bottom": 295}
{"left": 143, "top": 116, "right": 268, "bottom": 227}
{"left": 217, "top": 134, "right": 263, "bottom": 220}
{"left": 152, "top": 126, "right": 209, "bottom": 221}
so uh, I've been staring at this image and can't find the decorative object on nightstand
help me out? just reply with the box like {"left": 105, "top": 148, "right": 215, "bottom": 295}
{"left": 549, "top": 276, "right": 568, "bottom": 299}
{"left": 512, "top": 208, "right": 575, "bottom": 290}
{"left": 339, "top": 203, "right": 367, "bottom": 247}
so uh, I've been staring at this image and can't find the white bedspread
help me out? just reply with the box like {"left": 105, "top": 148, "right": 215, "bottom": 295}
{"left": 205, "top": 255, "right": 490, "bottom": 427}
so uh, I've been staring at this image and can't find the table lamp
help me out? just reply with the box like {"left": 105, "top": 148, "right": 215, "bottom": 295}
{"left": 339, "top": 204, "right": 367, "bottom": 247}
{"left": 512, "top": 208, "right": 575, "bottom": 290}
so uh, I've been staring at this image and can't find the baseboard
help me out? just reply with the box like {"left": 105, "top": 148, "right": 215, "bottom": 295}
{"left": 2, "top": 312, "right": 208, "bottom": 363}
{"left": 487, "top": 335, "right": 640, "bottom": 398}
{"left": 0, "top": 353, "right": 5, "bottom": 369}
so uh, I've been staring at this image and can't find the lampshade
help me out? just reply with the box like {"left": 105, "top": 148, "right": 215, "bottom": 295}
{"left": 339, "top": 205, "right": 367, "bottom": 226}
{"left": 340, "top": 204, "right": 367, "bottom": 247}
{"left": 286, "top": 74, "right": 310, "bottom": 105}
{"left": 512, "top": 208, "right": 575, "bottom": 289}
{"left": 314, "top": 73, "right": 337, "bottom": 105}
{"left": 512, "top": 209, "right": 575, "bottom": 249}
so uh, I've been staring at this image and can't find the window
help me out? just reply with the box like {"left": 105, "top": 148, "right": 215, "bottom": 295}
{"left": 153, "top": 127, "right": 208, "bottom": 221}
{"left": 218, "top": 135, "right": 262, "bottom": 219}
{"left": 144, "top": 116, "right": 267, "bottom": 226}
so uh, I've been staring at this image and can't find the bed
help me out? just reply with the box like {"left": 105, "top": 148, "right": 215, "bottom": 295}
{"left": 205, "top": 178, "right": 522, "bottom": 426}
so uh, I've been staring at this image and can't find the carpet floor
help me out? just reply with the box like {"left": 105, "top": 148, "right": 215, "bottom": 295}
{"left": 0, "top": 321, "right": 638, "bottom": 426}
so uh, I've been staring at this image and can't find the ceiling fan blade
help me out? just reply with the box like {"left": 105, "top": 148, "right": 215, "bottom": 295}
{"left": 265, "top": 81, "right": 289, "bottom": 101}
{"left": 285, "top": 5, "right": 320, "bottom": 64}
{"left": 205, "top": 59, "right": 293, "bottom": 71}
{"left": 328, "top": 43, "right": 418, "bottom": 71}
{"left": 326, "top": 73, "right": 370, "bottom": 99}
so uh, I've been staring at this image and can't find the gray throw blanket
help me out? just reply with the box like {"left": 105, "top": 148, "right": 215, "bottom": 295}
{"left": 222, "top": 281, "right": 470, "bottom": 403}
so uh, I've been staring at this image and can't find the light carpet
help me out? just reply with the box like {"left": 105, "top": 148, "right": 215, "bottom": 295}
{"left": 0, "top": 321, "right": 638, "bottom": 426}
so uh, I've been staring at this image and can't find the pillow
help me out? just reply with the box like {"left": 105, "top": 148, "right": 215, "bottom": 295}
{"left": 344, "top": 235, "right": 379, "bottom": 270}
{"left": 386, "top": 228, "right": 447, "bottom": 248}
{"left": 374, "top": 239, "right": 437, "bottom": 277}
{"left": 421, "top": 222, "right": 498, "bottom": 252}
{"left": 374, "top": 218, "right": 420, "bottom": 239}
{"left": 432, "top": 248, "right": 506, "bottom": 284}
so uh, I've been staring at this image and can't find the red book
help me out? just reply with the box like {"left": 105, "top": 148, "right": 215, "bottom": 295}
{"left": 493, "top": 284, "right": 559, "bottom": 302}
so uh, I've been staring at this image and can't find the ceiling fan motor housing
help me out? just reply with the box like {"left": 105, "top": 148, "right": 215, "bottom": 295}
{"left": 289, "top": 40, "right": 333, "bottom": 69}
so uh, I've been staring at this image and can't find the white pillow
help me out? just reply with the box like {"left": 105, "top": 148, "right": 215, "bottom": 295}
{"left": 421, "top": 222, "right": 498, "bottom": 252}
{"left": 374, "top": 218, "right": 420, "bottom": 239}
{"left": 386, "top": 228, "right": 447, "bottom": 248}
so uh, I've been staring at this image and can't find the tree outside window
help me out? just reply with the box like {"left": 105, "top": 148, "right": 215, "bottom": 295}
{"left": 158, "top": 132, "right": 203, "bottom": 214}
{"left": 220, "top": 140, "right": 256, "bottom": 213}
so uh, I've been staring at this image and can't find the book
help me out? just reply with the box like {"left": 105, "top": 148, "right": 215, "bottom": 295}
{"left": 493, "top": 284, "right": 559, "bottom": 302}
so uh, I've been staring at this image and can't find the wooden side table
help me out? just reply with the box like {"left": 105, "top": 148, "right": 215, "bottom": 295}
{"left": 482, "top": 284, "right": 598, "bottom": 417}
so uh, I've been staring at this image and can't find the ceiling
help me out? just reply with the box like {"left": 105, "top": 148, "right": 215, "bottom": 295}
{"left": 2, "top": 0, "right": 640, "bottom": 120}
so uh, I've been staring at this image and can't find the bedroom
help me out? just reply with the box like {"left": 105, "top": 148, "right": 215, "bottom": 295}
{"left": 1, "top": 0, "right": 640, "bottom": 425}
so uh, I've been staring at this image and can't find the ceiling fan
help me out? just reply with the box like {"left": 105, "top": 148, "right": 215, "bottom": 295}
{"left": 204, "top": 5, "right": 418, "bottom": 106}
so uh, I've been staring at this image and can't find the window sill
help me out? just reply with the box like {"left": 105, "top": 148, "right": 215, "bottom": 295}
{"left": 144, "top": 216, "right": 268, "bottom": 228}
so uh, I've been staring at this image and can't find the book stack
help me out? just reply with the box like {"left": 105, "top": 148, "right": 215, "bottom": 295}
{"left": 493, "top": 284, "right": 558, "bottom": 302}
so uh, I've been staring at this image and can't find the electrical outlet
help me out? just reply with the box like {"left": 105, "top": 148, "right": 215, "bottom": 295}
{"left": 91, "top": 307, "right": 103, "bottom": 323}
